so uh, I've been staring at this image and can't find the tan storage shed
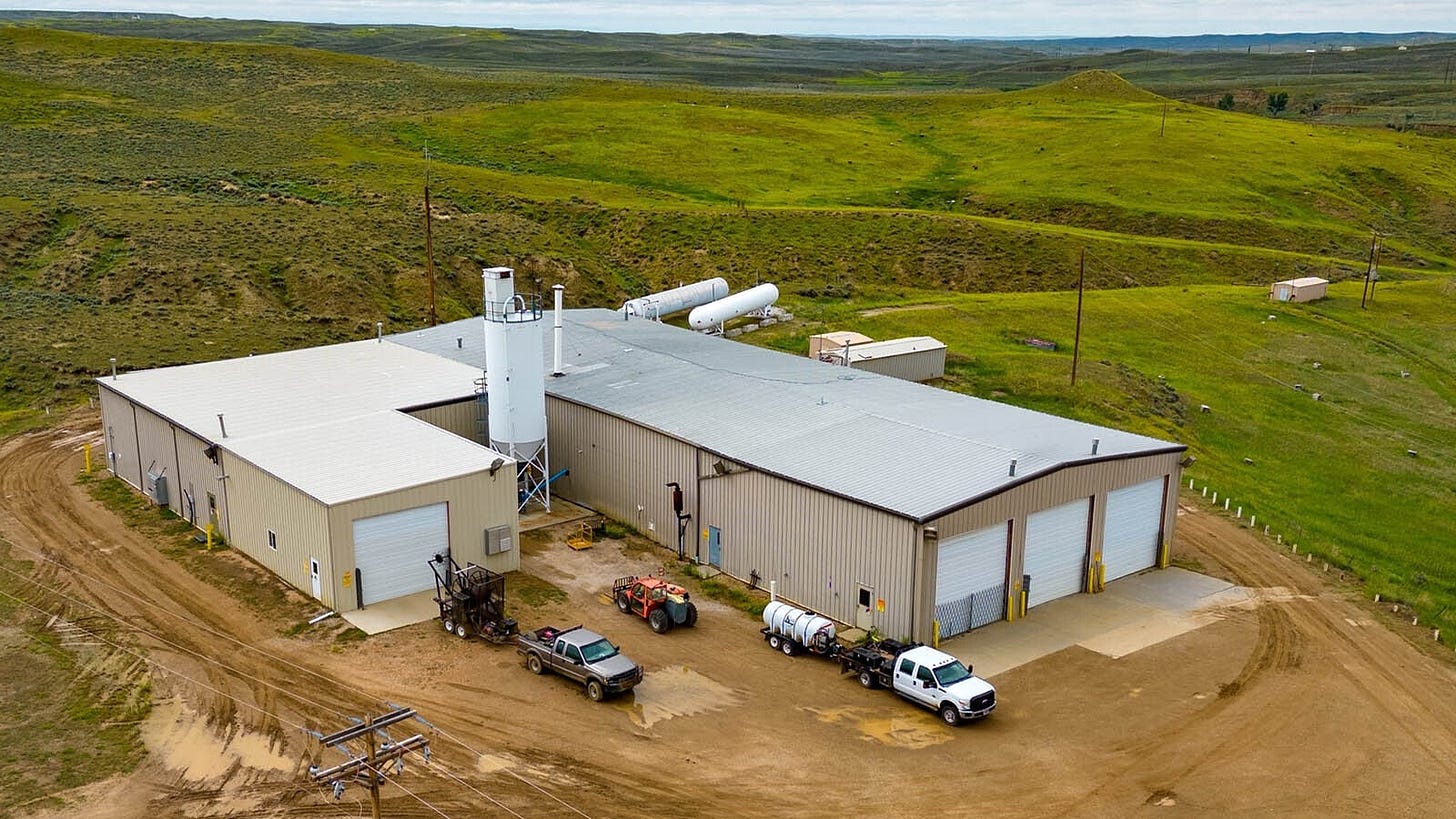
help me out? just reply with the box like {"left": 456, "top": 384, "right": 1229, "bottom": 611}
{"left": 808, "top": 331, "right": 873, "bottom": 359}
{"left": 1270, "top": 277, "right": 1329, "bottom": 303}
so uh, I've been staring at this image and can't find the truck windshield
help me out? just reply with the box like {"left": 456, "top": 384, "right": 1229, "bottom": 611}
{"left": 934, "top": 661, "right": 972, "bottom": 687}
{"left": 580, "top": 639, "right": 619, "bottom": 663}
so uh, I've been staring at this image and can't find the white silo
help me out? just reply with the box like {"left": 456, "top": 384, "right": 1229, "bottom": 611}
{"left": 482, "top": 266, "right": 550, "bottom": 511}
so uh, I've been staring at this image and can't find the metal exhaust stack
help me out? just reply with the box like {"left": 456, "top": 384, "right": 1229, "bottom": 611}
{"left": 552, "top": 284, "right": 565, "bottom": 378}
{"left": 217, "top": 413, "right": 228, "bottom": 439}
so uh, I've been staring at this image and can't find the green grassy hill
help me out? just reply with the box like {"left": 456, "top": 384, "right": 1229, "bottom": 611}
{"left": 1, "top": 25, "right": 1453, "bottom": 646}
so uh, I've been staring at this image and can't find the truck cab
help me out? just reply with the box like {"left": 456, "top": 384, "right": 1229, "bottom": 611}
{"left": 890, "top": 645, "right": 997, "bottom": 725}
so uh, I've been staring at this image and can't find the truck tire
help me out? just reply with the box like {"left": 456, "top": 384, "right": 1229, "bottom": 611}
{"left": 616, "top": 591, "right": 630, "bottom": 613}
{"left": 585, "top": 679, "right": 605, "bottom": 702}
{"left": 526, "top": 653, "right": 544, "bottom": 675}
{"left": 683, "top": 602, "right": 698, "bottom": 628}
{"left": 939, "top": 702, "right": 962, "bottom": 726}
{"left": 780, "top": 639, "right": 797, "bottom": 656}
{"left": 767, "top": 634, "right": 782, "bottom": 650}
{"left": 858, "top": 670, "right": 877, "bottom": 689}
{"left": 648, "top": 608, "right": 673, "bottom": 633}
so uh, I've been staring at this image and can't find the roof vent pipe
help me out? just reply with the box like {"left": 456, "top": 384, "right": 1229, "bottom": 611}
{"left": 457, "top": 337, "right": 463, "bottom": 349}
{"left": 1092, "top": 438, "right": 1100, "bottom": 455}
{"left": 376, "top": 321, "right": 383, "bottom": 343}
{"left": 552, "top": 284, "right": 565, "bottom": 377}
{"left": 110, "top": 356, "right": 117, "bottom": 381}
{"left": 1009, "top": 459, "right": 1017, "bottom": 477}
{"left": 217, "top": 413, "right": 228, "bottom": 439}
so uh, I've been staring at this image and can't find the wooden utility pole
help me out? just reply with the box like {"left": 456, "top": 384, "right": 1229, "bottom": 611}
{"left": 1160, "top": 101, "right": 1167, "bottom": 137}
{"left": 1071, "top": 248, "right": 1085, "bottom": 386}
{"left": 424, "top": 148, "right": 438, "bottom": 327}
{"left": 310, "top": 707, "right": 430, "bottom": 817}
{"left": 1361, "top": 232, "right": 1380, "bottom": 309}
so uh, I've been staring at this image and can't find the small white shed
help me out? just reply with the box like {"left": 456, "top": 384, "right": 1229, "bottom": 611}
{"left": 1270, "top": 277, "right": 1329, "bottom": 303}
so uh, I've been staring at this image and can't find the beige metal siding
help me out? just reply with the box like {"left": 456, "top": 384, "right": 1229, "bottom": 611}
{"left": 546, "top": 397, "right": 698, "bottom": 551}
{"left": 408, "top": 400, "right": 483, "bottom": 444}
{"left": 850, "top": 347, "right": 947, "bottom": 382}
{"left": 172, "top": 427, "right": 227, "bottom": 533}
{"left": 98, "top": 385, "right": 142, "bottom": 488}
{"left": 698, "top": 453, "right": 918, "bottom": 638}
{"left": 327, "top": 470, "right": 518, "bottom": 612}
{"left": 133, "top": 407, "right": 179, "bottom": 509}
{"left": 925, "top": 453, "right": 1183, "bottom": 629}
{"left": 218, "top": 450, "right": 332, "bottom": 606}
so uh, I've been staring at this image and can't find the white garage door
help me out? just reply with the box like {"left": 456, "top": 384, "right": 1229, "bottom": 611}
{"left": 934, "top": 522, "right": 1009, "bottom": 638}
{"left": 352, "top": 503, "right": 449, "bottom": 606}
{"left": 1102, "top": 477, "right": 1167, "bottom": 582}
{"left": 1023, "top": 498, "right": 1090, "bottom": 609}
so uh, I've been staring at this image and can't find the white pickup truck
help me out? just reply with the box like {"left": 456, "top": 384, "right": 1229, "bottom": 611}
{"left": 838, "top": 639, "right": 996, "bottom": 725}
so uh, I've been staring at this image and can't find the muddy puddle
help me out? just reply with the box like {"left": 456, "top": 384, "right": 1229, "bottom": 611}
{"left": 617, "top": 665, "right": 741, "bottom": 728}
{"left": 141, "top": 697, "right": 293, "bottom": 782}
{"left": 802, "top": 705, "right": 952, "bottom": 749}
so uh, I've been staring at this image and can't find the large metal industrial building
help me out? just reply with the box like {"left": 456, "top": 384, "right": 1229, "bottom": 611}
{"left": 101, "top": 279, "right": 1184, "bottom": 642}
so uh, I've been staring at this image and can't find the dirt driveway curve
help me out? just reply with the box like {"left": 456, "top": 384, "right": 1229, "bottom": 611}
{"left": 2, "top": 419, "right": 1454, "bottom": 817}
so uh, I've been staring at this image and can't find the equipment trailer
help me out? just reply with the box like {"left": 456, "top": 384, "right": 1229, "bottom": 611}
{"left": 428, "top": 553, "right": 518, "bottom": 643}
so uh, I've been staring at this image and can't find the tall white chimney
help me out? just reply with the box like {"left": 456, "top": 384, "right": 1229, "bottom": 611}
{"left": 552, "top": 284, "right": 565, "bottom": 378}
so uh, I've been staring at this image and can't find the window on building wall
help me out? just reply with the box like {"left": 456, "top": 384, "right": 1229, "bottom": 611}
{"left": 268, "top": 530, "right": 278, "bottom": 551}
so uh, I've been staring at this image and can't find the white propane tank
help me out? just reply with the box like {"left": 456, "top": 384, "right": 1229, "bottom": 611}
{"left": 622, "top": 278, "right": 729, "bottom": 320}
{"left": 762, "top": 600, "right": 836, "bottom": 649}
{"left": 688, "top": 283, "right": 778, "bottom": 330}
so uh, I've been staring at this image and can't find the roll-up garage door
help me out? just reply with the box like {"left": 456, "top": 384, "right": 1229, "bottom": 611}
{"left": 934, "top": 522, "right": 1009, "bottom": 638}
{"left": 1102, "top": 477, "right": 1167, "bottom": 582}
{"left": 1023, "top": 498, "right": 1091, "bottom": 609}
{"left": 352, "top": 503, "right": 449, "bottom": 606}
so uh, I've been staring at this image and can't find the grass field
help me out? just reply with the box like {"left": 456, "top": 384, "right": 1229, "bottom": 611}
{"left": 0, "top": 23, "right": 1453, "bottom": 646}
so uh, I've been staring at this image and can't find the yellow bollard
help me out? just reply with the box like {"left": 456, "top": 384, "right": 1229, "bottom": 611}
{"left": 206, "top": 523, "right": 214, "bottom": 551}
{"left": 932, "top": 619, "right": 941, "bottom": 648}
{"left": 83, "top": 443, "right": 92, "bottom": 474}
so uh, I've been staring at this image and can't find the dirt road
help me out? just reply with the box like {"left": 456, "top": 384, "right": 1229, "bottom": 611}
{"left": 2, "top": 419, "right": 1454, "bottom": 817}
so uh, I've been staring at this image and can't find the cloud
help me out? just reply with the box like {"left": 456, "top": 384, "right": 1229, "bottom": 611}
{"left": 18, "top": 0, "right": 1456, "bottom": 37}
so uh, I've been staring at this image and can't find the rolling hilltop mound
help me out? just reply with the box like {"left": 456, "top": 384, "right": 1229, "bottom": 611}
{"left": 0, "top": 27, "right": 1453, "bottom": 409}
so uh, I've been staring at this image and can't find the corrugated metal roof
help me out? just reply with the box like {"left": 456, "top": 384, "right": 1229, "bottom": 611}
{"left": 223, "top": 411, "right": 510, "bottom": 506}
{"left": 844, "top": 336, "right": 946, "bottom": 362}
{"left": 390, "top": 310, "right": 1184, "bottom": 522}
{"left": 97, "top": 339, "right": 506, "bottom": 504}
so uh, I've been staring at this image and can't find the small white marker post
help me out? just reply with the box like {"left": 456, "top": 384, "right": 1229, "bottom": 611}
{"left": 1202, "top": 486, "right": 1208, "bottom": 497}
{"left": 1224, "top": 498, "right": 1230, "bottom": 511}
{"left": 1236, "top": 506, "right": 1242, "bottom": 519}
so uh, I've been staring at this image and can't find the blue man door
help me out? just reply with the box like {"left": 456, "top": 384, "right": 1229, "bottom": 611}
{"left": 708, "top": 526, "right": 721, "bottom": 567}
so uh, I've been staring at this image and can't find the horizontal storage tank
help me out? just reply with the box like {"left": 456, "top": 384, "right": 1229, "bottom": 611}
{"left": 763, "top": 600, "right": 836, "bottom": 649}
{"left": 622, "top": 278, "right": 730, "bottom": 320}
{"left": 688, "top": 283, "right": 779, "bottom": 330}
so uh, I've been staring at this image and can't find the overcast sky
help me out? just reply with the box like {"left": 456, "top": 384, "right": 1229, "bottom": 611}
{"left": 14, "top": 1, "right": 1456, "bottom": 38}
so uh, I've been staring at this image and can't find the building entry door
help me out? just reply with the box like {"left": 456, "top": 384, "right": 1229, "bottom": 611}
{"left": 310, "top": 559, "right": 321, "bottom": 599}
{"left": 707, "top": 526, "right": 721, "bottom": 567}
{"left": 856, "top": 584, "right": 874, "bottom": 631}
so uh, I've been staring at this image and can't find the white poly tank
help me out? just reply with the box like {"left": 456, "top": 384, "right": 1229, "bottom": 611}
{"left": 763, "top": 600, "right": 836, "bottom": 648}
{"left": 482, "top": 267, "right": 546, "bottom": 459}
{"left": 688, "top": 283, "right": 779, "bottom": 330}
{"left": 621, "top": 278, "right": 729, "bottom": 320}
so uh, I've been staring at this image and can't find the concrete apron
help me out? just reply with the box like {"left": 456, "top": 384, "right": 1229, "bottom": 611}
{"left": 341, "top": 589, "right": 441, "bottom": 635}
{"left": 939, "top": 568, "right": 1252, "bottom": 680}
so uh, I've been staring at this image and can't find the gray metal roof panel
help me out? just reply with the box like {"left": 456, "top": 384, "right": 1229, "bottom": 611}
{"left": 391, "top": 310, "right": 1183, "bottom": 521}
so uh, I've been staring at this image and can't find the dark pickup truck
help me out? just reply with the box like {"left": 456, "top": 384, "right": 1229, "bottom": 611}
{"left": 516, "top": 625, "right": 643, "bottom": 702}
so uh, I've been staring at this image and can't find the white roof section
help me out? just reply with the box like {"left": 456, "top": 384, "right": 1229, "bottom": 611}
{"left": 810, "top": 331, "right": 874, "bottom": 345}
{"left": 98, "top": 339, "right": 503, "bottom": 504}
{"left": 1274, "top": 277, "right": 1329, "bottom": 287}
{"left": 224, "top": 412, "right": 510, "bottom": 506}
{"left": 844, "top": 336, "right": 946, "bottom": 362}
{"left": 390, "top": 311, "right": 1184, "bottom": 523}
